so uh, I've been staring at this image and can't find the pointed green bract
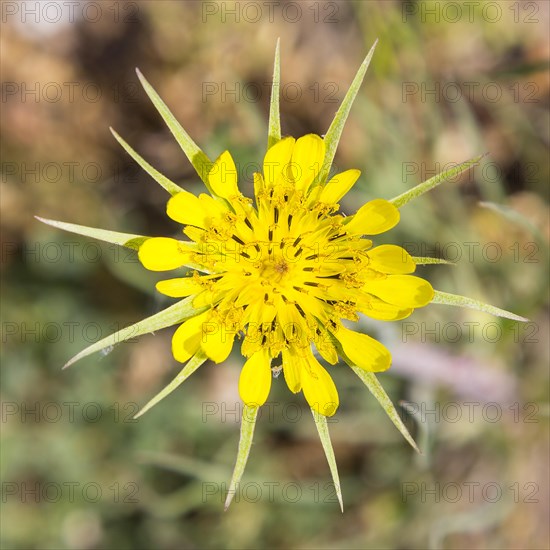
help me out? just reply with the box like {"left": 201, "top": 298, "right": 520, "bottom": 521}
{"left": 63, "top": 297, "right": 208, "bottom": 369}
{"left": 311, "top": 409, "right": 343, "bottom": 512}
{"left": 134, "top": 351, "right": 208, "bottom": 418}
{"left": 136, "top": 68, "right": 214, "bottom": 190}
{"left": 110, "top": 127, "right": 184, "bottom": 196}
{"left": 267, "top": 38, "right": 281, "bottom": 150}
{"left": 413, "top": 257, "right": 456, "bottom": 265}
{"left": 432, "top": 290, "right": 528, "bottom": 322}
{"left": 390, "top": 154, "right": 486, "bottom": 208}
{"left": 351, "top": 367, "right": 420, "bottom": 453}
{"left": 36, "top": 216, "right": 148, "bottom": 250}
{"left": 318, "top": 40, "right": 378, "bottom": 184}
{"left": 36, "top": 217, "right": 207, "bottom": 273}
{"left": 225, "top": 405, "right": 258, "bottom": 510}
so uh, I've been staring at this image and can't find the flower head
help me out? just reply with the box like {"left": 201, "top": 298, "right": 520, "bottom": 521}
{"left": 38, "top": 40, "right": 526, "bottom": 510}
{"left": 138, "top": 134, "right": 434, "bottom": 417}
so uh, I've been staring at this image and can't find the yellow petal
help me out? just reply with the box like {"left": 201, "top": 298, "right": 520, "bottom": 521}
{"left": 365, "top": 275, "right": 434, "bottom": 308}
{"left": 209, "top": 151, "right": 239, "bottom": 199}
{"left": 355, "top": 293, "right": 413, "bottom": 321}
{"left": 300, "top": 353, "right": 339, "bottom": 417}
{"left": 201, "top": 319, "right": 235, "bottom": 364}
{"left": 238, "top": 351, "right": 272, "bottom": 407}
{"left": 282, "top": 348, "right": 302, "bottom": 393}
{"left": 314, "top": 328, "right": 339, "bottom": 365}
{"left": 166, "top": 190, "right": 205, "bottom": 226}
{"left": 367, "top": 245, "right": 416, "bottom": 274}
{"left": 138, "top": 238, "right": 193, "bottom": 271}
{"left": 156, "top": 277, "right": 203, "bottom": 298}
{"left": 172, "top": 311, "right": 209, "bottom": 363}
{"left": 289, "top": 134, "right": 325, "bottom": 192}
{"left": 319, "top": 169, "right": 361, "bottom": 204}
{"left": 334, "top": 325, "right": 391, "bottom": 372}
{"left": 345, "top": 199, "right": 400, "bottom": 235}
{"left": 263, "top": 136, "right": 295, "bottom": 188}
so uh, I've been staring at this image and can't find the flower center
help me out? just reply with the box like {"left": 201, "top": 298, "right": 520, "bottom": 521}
{"left": 259, "top": 257, "right": 291, "bottom": 282}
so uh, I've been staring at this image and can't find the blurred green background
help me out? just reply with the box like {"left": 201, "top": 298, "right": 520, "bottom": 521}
{"left": 1, "top": 1, "right": 549, "bottom": 548}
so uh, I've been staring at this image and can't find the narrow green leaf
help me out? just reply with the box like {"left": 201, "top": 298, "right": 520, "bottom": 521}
{"left": 431, "top": 290, "right": 529, "bottom": 322}
{"left": 110, "top": 127, "right": 184, "bottom": 196}
{"left": 36, "top": 216, "right": 147, "bottom": 250}
{"left": 136, "top": 68, "right": 213, "bottom": 189}
{"left": 319, "top": 40, "right": 378, "bottom": 183}
{"left": 267, "top": 38, "right": 281, "bottom": 149}
{"left": 351, "top": 367, "right": 420, "bottom": 453}
{"left": 413, "top": 257, "right": 456, "bottom": 266}
{"left": 63, "top": 296, "right": 207, "bottom": 369}
{"left": 390, "top": 154, "right": 486, "bottom": 208}
{"left": 311, "top": 409, "right": 343, "bottom": 512}
{"left": 134, "top": 351, "right": 208, "bottom": 418}
{"left": 225, "top": 404, "right": 258, "bottom": 510}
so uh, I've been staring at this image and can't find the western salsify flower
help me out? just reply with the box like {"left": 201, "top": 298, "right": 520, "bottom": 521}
{"left": 37, "top": 40, "right": 527, "bottom": 510}
{"left": 138, "top": 133, "right": 434, "bottom": 419}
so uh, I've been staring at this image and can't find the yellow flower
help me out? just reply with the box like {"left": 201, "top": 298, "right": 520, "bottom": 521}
{"left": 139, "top": 134, "right": 434, "bottom": 417}
{"left": 38, "top": 40, "right": 526, "bottom": 510}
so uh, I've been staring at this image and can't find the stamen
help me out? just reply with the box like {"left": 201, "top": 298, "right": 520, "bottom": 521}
{"left": 328, "top": 233, "right": 345, "bottom": 241}
{"left": 295, "top": 303, "right": 306, "bottom": 318}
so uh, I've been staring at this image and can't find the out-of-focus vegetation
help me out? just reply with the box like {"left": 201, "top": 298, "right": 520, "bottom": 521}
{"left": 1, "top": 1, "right": 548, "bottom": 548}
